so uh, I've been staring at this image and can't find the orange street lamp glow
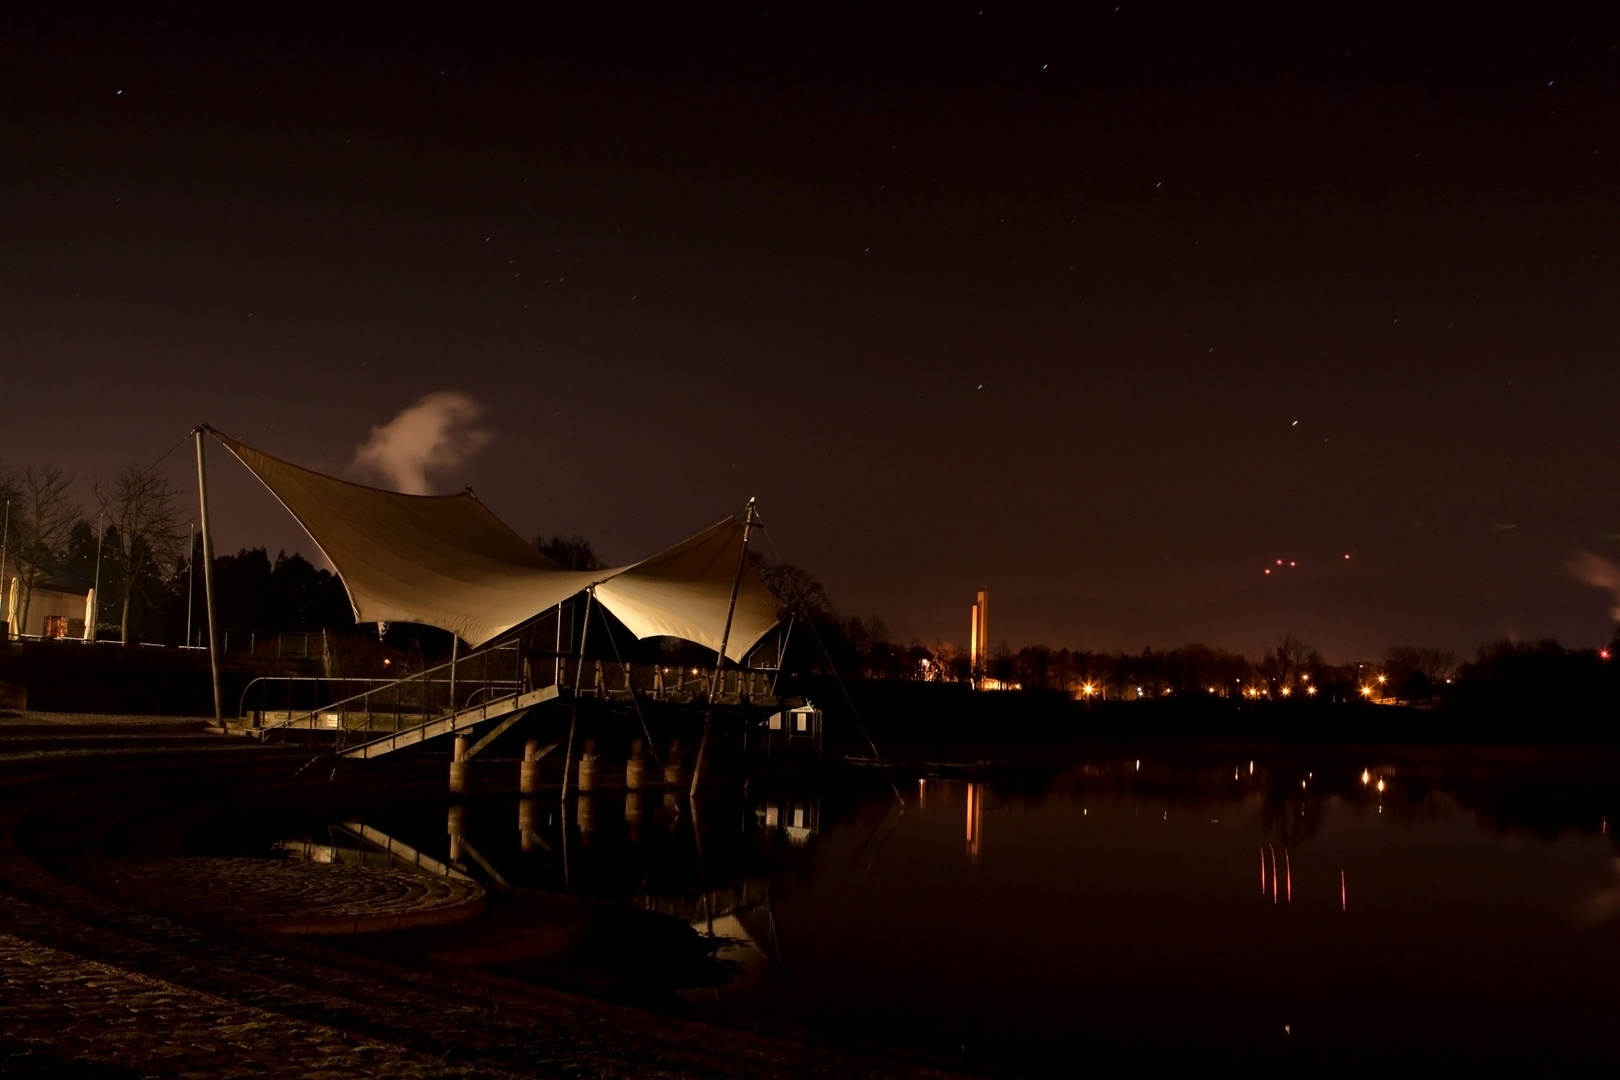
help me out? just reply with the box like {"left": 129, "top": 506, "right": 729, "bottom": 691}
{"left": 1306, "top": 685, "right": 1317, "bottom": 696}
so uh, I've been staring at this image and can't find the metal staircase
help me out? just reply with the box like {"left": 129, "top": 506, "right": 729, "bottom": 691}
{"left": 339, "top": 684, "right": 559, "bottom": 759}
{"left": 249, "top": 640, "right": 562, "bottom": 758}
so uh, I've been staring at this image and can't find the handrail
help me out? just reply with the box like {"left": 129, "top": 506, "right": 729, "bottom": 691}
{"left": 254, "top": 640, "right": 523, "bottom": 734}
{"left": 243, "top": 648, "right": 787, "bottom": 738}
{"left": 238, "top": 675, "right": 399, "bottom": 722}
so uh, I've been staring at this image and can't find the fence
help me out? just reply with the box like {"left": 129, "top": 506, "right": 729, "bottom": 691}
{"left": 246, "top": 641, "right": 524, "bottom": 735}
{"left": 243, "top": 647, "right": 785, "bottom": 735}
{"left": 222, "top": 630, "right": 328, "bottom": 660}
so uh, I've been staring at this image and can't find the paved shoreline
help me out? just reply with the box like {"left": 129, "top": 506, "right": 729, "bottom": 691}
{"left": 0, "top": 718, "right": 960, "bottom": 1078}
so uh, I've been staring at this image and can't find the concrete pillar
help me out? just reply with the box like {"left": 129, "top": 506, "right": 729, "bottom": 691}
{"left": 520, "top": 737, "right": 541, "bottom": 794}
{"left": 663, "top": 738, "right": 683, "bottom": 787}
{"left": 577, "top": 738, "right": 597, "bottom": 792}
{"left": 625, "top": 738, "right": 645, "bottom": 790}
{"left": 576, "top": 794, "right": 595, "bottom": 846}
{"left": 449, "top": 735, "right": 469, "bottom": 794}
{"left": 447, "top": 803, "right": 466, "bottom": 863}
{"left": 518, "top": 797, "right": 538, "bottom": 854}
{"left": 625, "top": 792, "right": 643, "bottom": 843}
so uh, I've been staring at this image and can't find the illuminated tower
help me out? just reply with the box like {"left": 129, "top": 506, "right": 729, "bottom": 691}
{"left": 970, "top": 588, "right": 988, "bottom": 684}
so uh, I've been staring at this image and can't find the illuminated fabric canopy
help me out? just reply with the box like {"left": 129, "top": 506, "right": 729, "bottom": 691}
{"left": 210, "top": 430, "right": 779, "bottom": 660}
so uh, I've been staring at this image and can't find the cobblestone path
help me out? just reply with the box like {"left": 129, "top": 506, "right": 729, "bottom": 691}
{"left": 103, "top": 857, "right": 487, "bottom": 933}
{"left": 0, "top": 721, "right": 959, "bottom": 1079}
{"left": 0, "top": 933, "right": 495, "bottom": 1078}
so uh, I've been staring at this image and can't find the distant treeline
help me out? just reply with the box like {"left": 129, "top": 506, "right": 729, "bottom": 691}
{"left": 9, "top": 476, "right": 1613, "bottom": 721}
{"left": 758, "top": 562, "right": 1620, "bottom": 720}
{"left": 54, "top": 533, "right": 354, "bottom": 647}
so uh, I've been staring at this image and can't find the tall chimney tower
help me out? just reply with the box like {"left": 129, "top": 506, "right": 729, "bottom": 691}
{"left": 970, "top": 589, "right": 989, "bottom": 685}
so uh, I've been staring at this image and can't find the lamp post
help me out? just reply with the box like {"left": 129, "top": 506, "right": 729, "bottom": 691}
{"left": 184, "top": 521, "right": 195, "bottom": 648}
{"left": 89, "top": 510, "right": 105, "bottom": 642}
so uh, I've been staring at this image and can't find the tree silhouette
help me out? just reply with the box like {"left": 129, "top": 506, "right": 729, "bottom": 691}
{"left": 533, "top": 534, "right": 604, "bottom": 571}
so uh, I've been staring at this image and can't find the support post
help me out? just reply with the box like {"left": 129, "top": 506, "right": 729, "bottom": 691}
{"left": 553, "top": 600, "right": 563, "bottom": 686}
{"left": 561, "top": 705, "right": 579, "bottom": 802}
{"left": 520, "top": 738, "right": 541, "bottom": 794}
{"left": 562, "top": 589, "right": 595, "bottom": 803}
{"left": 194, "top": 428, "right": 225, "bottom": 727}
{"left": 449, "top": 734, "right": 469, "bottom": 794}
{"left": 689, "top": 497, "right": 757, "bottom": 797}
{"left": 449, "top": 636, "right": 459, "bottom": 715}
{"left": 573, "top": 589, "right": 595, "bottom": 693}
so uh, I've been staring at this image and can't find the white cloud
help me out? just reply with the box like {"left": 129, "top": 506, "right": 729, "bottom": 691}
{"left": 351, "top": 391, "right": 493, "bottom": 494}
{"left": 1570, "top": 551, "right": 1620, "bottom": 620}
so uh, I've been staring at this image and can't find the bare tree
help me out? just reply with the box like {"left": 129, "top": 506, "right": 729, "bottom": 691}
{"left": 754, "top": 557, "right": 832, "bottom": 620}
{"left": 94, "top": 464, "right": 184, "bottom": 643}
{"left": 9, "top": 467, "right": 80, "bottom": 636}
{"left": 1259, "top": 633, "right": 1323, "bottom": 695}
{"left": 533, "top": 534, "right": 604, "bottom": 571}
{"left": 1382, "top": 645, "right": 1459, "bottom": 701}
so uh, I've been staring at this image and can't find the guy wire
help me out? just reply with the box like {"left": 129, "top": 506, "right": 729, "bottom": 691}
{"left": 760, "top": 528, "right": 899, "bottom": 803}
{"left": 598, "top": 589, "right": 670, "bottom": 787}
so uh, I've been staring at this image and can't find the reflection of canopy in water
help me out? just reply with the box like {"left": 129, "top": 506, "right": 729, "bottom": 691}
{"left": 209, "top": 429, "right": 779, "bottom": 659}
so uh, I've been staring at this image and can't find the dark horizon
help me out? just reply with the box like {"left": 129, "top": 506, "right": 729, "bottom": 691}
{"left": 4, "top": 4, "right": 1619, "bottom": 653}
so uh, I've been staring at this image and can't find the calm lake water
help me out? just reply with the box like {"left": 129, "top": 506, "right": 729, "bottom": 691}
{"left": 309, "top": 746, "right": 1620, "bottom": 1076}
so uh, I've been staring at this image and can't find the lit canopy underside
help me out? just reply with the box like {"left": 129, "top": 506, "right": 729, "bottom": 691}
{"left": 211, "top": 430, "right": 779, "bottom": 661}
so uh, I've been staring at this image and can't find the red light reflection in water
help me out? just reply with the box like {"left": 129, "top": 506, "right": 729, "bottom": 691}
{"left": 1268, "top": 844, "right": 1278, "bottom": 903}
{"left": 1259, "top": 845, "right": 1266, "bottom": 895}
{"left": 1341, "top": 869, "right": 1347, "bottom": 911}
{"left": 1285, "top": 848, "right": 1292, "bottom": 903}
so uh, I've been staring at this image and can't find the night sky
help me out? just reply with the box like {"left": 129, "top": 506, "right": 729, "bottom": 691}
{"left": 4, "top": 4, "right": 1619, "bottom": 655}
